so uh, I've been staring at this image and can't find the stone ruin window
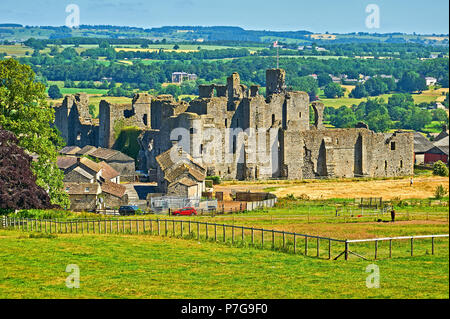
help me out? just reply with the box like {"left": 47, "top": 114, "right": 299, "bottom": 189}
{"left": 299, "top": 112, "right": 302, "bottom": 118}
{"left": 225, "top": 119, "right": 228, "bottom": 127}
{"left": 232, "top": 136, "right": 237, "bottom": 154}
{"left": 200, "top": 144, "right": 203, "bottom": 154}
{"left": 384, "top": 161, "right": 388, "bottom": 170}
{"left": 391, "top": 141, "right": 396, "bottom": 150}
{"left": 400, "top": 160, "right": 403, "bottom": 168}
{"left": 143, "top": 114, "right": 148, "bottom": 126}
{"left": 85, "top": 187, "right": 90, "bottom": 193}
{"left": 272, "top": 114, "right": 276, "bottom": 126}
{"left": 190, "top": 128, "right": 196, "bottom": 135}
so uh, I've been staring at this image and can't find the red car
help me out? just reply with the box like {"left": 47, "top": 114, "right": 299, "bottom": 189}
{"left": 172, "top": 207, "right": 197, "bottom": 216}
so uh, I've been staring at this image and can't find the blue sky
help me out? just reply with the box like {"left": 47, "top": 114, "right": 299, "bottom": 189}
{"left": 1, "top": 0, "right": 448, "bottom": 34}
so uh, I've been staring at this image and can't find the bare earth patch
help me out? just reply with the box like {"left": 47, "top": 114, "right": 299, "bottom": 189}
{"left": 215, "top": 176, "right": 449, "bottom": 200}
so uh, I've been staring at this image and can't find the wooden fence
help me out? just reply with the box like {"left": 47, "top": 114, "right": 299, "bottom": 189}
{"left": 1, "top": 216, "right": 448, "bottom": 261}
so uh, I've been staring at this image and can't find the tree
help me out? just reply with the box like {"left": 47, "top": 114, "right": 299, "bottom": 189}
{"left": 324, "top": 82, "right": 345, "bottom": 98}
{"left": 317, "top": 73, "right": 332, "bottom": 87}
{"left": 350, "top": 84, "right": 368, "bottom": 98}
{"left": 173, "top": 44, "right": 180, "bottom": 50}
{"left": 0, "top": 129, "right": 56, "bottom": 213}
{"left": 330, "top": 106, "right": 357, "bottom": 128}
{"left": 48, "top": 85, "right": 63, "bottom": 99}
{"left": 398, "top": 71, "right": 426, "bottom": 92}
{"left": 0, "top": 59, "right": 69, "bottom": 207}
{"left": 317, "top": 73, "right": 333, "bottom": 87}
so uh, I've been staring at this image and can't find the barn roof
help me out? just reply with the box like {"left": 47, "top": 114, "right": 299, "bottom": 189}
{"left": 414, "top": 132, "right": 434, "bottom": 154}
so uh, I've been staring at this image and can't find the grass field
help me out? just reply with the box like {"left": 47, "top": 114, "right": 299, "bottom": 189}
{"left": 0, "top": 228, "right": 448, "bottom": 298}
{"left": 319, "top": 87, "right": 448, "bottom": 109}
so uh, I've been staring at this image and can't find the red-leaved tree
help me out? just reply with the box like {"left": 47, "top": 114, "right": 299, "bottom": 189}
{"left": 0, "top": 129, "right": 56, "bottom": 212}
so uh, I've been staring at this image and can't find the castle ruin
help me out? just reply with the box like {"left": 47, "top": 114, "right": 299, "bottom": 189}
{"left": 53, "top": 69, "right": 414, "bottom": 181}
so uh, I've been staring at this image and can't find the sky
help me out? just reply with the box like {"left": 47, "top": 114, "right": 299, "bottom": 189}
{"left": 0, "top": 0, "right": 448, "bottom": 34}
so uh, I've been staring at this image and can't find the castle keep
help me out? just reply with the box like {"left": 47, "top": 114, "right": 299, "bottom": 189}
{"left": 53, "top": 69, "right": 414, "bottom": 181}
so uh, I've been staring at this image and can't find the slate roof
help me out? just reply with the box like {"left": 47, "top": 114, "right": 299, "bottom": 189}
{"left": 79, "top": 157, "right": 102, "bottom": 173}
{"left": 98, "top": 161, "right": 120, "bottom": 180}
{"left": 72, "top": 166, "right": 95, "bottom": 180}
{"left": 90, "top": 148, "right": 118, "bottom": 160}
{"left": 413, "top": 132, "right": 434, "bottom": 154}
{"left": 435, "top": 129, "right": 449, "bottom": 142}
{"left": 433, "top": 136, "right": 449, "bottom": 156}
{"left": 101, "top": 181, "right": 126, "bottom": 198}
{"left": 57, "top": 156, "right": 78, "bottom": 170}
{"left": 76, "top": 145, "right": 97, "bottom": 156}
{"left": 156, "top": 147, "right": 206, "bottom": 185}
{"left": 59, "top": 146, "right": 81, "bottom": 155}
{"left": 169, "top": 177, "right": 197, "bottom": 188}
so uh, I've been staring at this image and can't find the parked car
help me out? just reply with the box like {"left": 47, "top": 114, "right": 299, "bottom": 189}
{"left": 119, "top": 205, "right": 139, "bottom": 215}
{"left": 172, "top": 207, "right": 197, "bottom": 216}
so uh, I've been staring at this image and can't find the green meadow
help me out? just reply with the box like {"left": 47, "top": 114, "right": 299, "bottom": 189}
{"left": 0, "top": 229, "right": 448, "bottom": 299}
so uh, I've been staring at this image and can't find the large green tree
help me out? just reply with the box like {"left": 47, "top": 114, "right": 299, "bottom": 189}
{"left": 0, "top": 58, "right": 69, "bottom": 208}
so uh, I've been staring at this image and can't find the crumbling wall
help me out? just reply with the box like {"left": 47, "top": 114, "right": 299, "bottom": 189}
{"left": 54, "top": 93, "right": 98, "bottom": 148}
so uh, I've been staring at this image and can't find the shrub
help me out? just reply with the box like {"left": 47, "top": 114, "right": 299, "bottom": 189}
{"left": 433, "top": 161, "right": 449, "bottom": 177}
{"left": 434, "top": 185, "right": 448, "bottom": 199}
{"left": 285, "top": 193, "right": 296, "bottom": 200}
{"left": 206, "top": 176, "right": 221, "bottom": 185}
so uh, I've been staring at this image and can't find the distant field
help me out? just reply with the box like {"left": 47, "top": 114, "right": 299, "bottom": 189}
{"left": 319, "top": 87, "right": 448, "bottom": 108}
{"left": 0, "top": 44, "right": 31, "bottom": 56}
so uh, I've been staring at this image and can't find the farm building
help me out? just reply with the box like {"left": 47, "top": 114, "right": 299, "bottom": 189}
{"left": 155, "top": 146, "right": 206, "bottom": 198}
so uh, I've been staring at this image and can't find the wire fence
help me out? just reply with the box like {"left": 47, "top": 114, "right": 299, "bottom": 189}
{"left": 2, "top": 216, "right": 448, "bottom": 261}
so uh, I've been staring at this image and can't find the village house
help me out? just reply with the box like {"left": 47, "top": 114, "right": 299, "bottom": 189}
{"left": 155, "top": 146, "right": 206, "bottom": 198}
{"left": 425, "top": 77, "right": 438, "bottom": 87}
{"left": 57, "top": 156, "right": 128, "bottom": 211}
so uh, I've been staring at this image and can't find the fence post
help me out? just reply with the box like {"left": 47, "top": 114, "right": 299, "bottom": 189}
{"left": 206, "top": 223, "right": 208, "bottom": 240}
{"left": 261, "top": 230, "right": 264, "bottom": 248}
{"left": 283, "top": 232, "right": 286, "bottom": 249}
{"left": 241, "top": 227, "right": 244, "bottom": 242}
{"left": 196, "top": 221, "right": 201, "bottom": 240}
{"left": 180, "top": 220, "right": 183, "bottom": 237}
{"left": 345, "top": 241, "right": 349, "bottom": 260}
{"left": 165, "top": 220, "right": 168, "bottom": 236}
{"left": 188, "top": 220, "right": 191, "bottom": 235}
{"left": 328, "top": 239, "right": 331, "bottom": 260}
{"left": 317, "top": 238, "right": 320, "bottom": 257}
{"left": 157, "top": 219, "right": 160, "bottom": 235}
{"left": 432, "top": 237, "right": 435, "bottom": 255}
{"left": 411, "top": 238, "right": 414, "bottom": 256}
{"left": 214, "top": 224, "right": 217, "bottom": 241}
{"left": 251, "top": 227, "right": 254, "bottom": 245}
{"left": 232, "top": 226, "right": 234, "bottom": 244}
{"left": 272, "top": 230, "right": 275, "bottom": 249}
{"left": 172, "top": 219, "right": 175, "bottom": 236}
{"left": 294, "top": 233, "right": 297, "bottom": 254}
{"left": 223, "top": 224, "right": 226, "bottom": 242}
{"left": 305, "top": 236, "right": 308, "bottom": 256}
{"left": 374, "top": 240, "right": 378, "bottom": 260}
